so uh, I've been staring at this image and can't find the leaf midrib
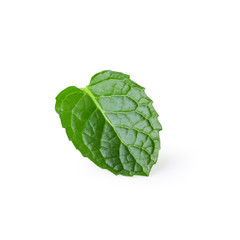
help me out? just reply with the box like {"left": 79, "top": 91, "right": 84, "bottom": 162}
{"left": 83, "top": 86, "right": 148, "bottom": 175}
{"left": 83, "top": 87, "right": 113, "bottom": 127}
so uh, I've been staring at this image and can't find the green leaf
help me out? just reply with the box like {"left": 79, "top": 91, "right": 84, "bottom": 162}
{"left": 55, "top": 70, "right": 162, "bottom": 176}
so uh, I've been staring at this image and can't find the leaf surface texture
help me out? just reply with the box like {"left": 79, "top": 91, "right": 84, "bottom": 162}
{"left": 55, "top": 70, "right": 162, "bottom": 176}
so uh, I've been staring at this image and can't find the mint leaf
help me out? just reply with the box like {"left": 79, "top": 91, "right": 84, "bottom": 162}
{"left": 55, "top": 70, "right": 162, "bottom": 176}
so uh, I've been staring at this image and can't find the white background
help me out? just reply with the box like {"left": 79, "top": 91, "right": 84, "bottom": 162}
{"left": 0, "top": 0, "right": 240, "bottom": 239}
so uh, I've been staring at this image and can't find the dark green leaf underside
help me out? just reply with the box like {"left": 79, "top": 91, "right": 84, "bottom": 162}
{"left": 55, "top": 70, "right": 162, "bottom": 176}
